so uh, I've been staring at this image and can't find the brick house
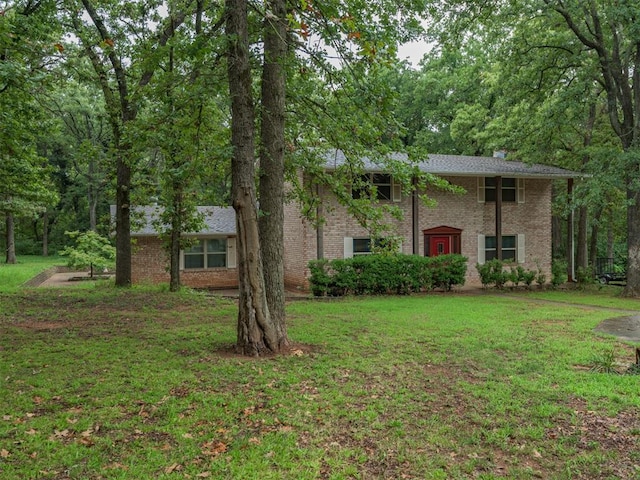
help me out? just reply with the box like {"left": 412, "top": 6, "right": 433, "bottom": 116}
{"left": 127, "top": 152, "right": 578, "bottom": 289}
{"left": 282, "top": 151, "right": 578, "bottom": 288}
{"left": 129, "top": 206, "right": 239, "bottom": 289}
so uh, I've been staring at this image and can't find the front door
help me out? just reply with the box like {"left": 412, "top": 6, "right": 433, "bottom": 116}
{"left": 430, "top": 235, "right": 451, "bottom": 256}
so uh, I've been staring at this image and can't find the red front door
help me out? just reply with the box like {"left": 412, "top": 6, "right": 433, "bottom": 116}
{"left": 430, "top": 235, "right": 451, "bottom": 256}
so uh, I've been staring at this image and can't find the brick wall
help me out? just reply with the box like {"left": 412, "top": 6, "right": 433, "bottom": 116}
{"left": 132, "top": 237, "right": 238, "bottom": 289}
{"left": 282, "top": 175, "right": 555, "bottom": 287}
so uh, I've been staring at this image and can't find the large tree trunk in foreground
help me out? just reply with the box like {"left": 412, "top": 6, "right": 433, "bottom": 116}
{"left": 226, "top": 0, "right": 286, "bottom": 355}
{"left": 258, "top": 0, "right": 288, "bottom": 344}
{"left": 5, "top": 212, "right": 16, "bottom": 264}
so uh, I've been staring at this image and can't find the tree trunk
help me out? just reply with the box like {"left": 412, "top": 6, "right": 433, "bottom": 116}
{"left": 552, "top": 214, "right": 563, "bottom": 258}
{"left": 114, "top": 150, "right": 132, "bottom": 286}
{"left": 5, "top": 212, "right": 16, "bottom": 264}
{"left": 576, "top": 205, "right": 588, "bottom": 272}
{"left": 169, "top": 187, "right": 182, "bottom": 292}
{"left": 88, "top": 158, "right": 98, "bottom": 231}
{"left": 589, "top": 207, "right": 602, "bottom": 271}
{"left": 226, "top": 0, "right": 283, "bottom": 355}
{"left": 42, "top": 211, "right": 48, "bottom": 257}
{"left": 258, "top": 0, "right": 288, "bottom": 344}
{"left": 625, "top": 185, "right": 640, "bottom": 296}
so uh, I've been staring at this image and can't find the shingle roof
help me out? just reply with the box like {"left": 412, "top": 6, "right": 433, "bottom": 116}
{"left": 127, "top": 205, "right": 236, "bottom": 236}
{"left": 322, "top": 150, "right": 579, "bottom": 178}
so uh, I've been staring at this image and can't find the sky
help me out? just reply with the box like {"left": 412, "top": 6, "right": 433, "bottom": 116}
{"left": 397, "top": 39, "right": 431, "bottom": 67}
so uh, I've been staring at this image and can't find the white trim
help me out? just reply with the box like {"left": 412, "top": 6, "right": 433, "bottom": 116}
{"left": 517, "top": 178, "right": 525, "bottom": 203}
{"left": 477, "top": 177, "right": 485, "bottom": 203}
{"left": 517, "top": 234, "right": 525, "bottom": 264}
{"left": 477, "top": 234, "right": 485, "bottom": 264}
{"left": 344, "top": 237, "right": 353, "bottom": 258}
{"left": 227, "top": 236, "right": 237, "bottom": 268}
{"left": 392, "top": 177, "right": 402, "bottom": 202}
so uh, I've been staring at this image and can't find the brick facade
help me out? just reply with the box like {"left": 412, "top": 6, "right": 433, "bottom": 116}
{"left": 132, "top": 175, "right": 555, "bottom": 290}
{"left": 132, "top": 237, "right": 238, "bottom": 289}
{"left": 282, "top": 175, "right": 554, "bottom": 288}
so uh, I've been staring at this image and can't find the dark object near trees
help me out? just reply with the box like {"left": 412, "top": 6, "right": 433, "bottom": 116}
{"left": 595, "top": 258, "right": 626, "bottom": 285}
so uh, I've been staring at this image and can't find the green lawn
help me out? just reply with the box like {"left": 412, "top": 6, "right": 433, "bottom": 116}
{"left": 0, "top": 256, "right": 65, "bottom": 293}
{"left": 1, "top": 284, "right": 639, "bottom": 479}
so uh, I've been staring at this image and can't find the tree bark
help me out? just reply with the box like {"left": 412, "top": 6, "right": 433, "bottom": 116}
{"left": 169, "top": 185, "right": 182, "bottom": 292}
{"left": 5, "top": 212, "right": 16, "bottom": 264}
{"left": 258, "top": 0, "right": 288, "bottom": 344}
{"left": 576, "top": 206, "right": 588, "bottom": 271}
{"left": 589, "top": 207, "right": 602, "bottom": 271}
{"left": 42, "top": 211, "right": 48, "bottom": 257}
{"left": 545, "top": 1, "right": 640, "bottom": 295}
{"left": 226, "top": 0, "right": 284, "bottom": 355}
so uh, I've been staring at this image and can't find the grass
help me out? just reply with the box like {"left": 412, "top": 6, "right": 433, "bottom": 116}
{"left": 0, "top": 256, "right": 65, "bottom": 293}
{"left": 1, "top": 277, "right": 640, "bottom": 478}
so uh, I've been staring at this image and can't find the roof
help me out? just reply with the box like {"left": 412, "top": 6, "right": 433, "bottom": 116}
{"left": 322, "top": 150, "right": 579, "bottom": 179}
{"left": 123, "top": 205, "right": 236, "bottom": 236}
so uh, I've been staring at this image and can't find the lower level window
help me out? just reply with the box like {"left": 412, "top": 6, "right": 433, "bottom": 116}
{"left": 184, "top": 238, "right": 227, "bottom": 269}
{"left": 353, "top": 238, "right": 372, "bottom": 255}
{"left": 485, "top": 235, "right": 516, "bottom": 262}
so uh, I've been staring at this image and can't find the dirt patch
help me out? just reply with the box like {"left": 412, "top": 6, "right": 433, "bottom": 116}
{"left": 547, "top": 398, "right": 640, "bottom": 479}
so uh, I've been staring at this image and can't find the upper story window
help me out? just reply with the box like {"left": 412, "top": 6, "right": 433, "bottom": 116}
{"left": 352, "top": 173, "right": 401, "bottom": 202}
{"left": 478, "top": 177, "right": 525, "bottom": 203}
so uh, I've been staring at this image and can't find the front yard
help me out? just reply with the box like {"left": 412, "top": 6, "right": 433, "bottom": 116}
{"left": 1, "top": 284, "right": 639, "bottom": 479}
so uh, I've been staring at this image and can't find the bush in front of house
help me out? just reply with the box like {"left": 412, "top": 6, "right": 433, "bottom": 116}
{"left": 308, "top": 254, "right": 467, "bottom": 296}
{"left": 476, "top": 259, "right": 543, "bottom": 289}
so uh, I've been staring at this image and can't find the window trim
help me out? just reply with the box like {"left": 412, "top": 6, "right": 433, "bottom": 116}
{"left": 180, "top": 236, "right": 237, "bottom": 270}
{"left": 478, "top": 177, "right": 525, "bottom": 204}
{"left": 344, "top": 236, "right": 402, "bottom": 258}
{"left": 477, "top": 234, "right": 525, "bottom": 264}
{"left": 352, "top": 173, "right": 401, "bottom": 202}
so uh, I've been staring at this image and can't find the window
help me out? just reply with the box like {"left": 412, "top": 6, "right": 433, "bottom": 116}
{"left": 352, "top": 173, "right": 401, "bottom": 201}
{"left": 478, "top": 177, "right": 525, "bottom": 203}
{"left": 353, "top": 238, "right": 372, "bottom": 255}
{"left": 183, "top": 238, "right": 228, "bottom": 269}
{"left": 344, "top": 237, "right": 402, "bottom": 257}
{"left": 484, "top": 235, "right": 517, "bottom": 262}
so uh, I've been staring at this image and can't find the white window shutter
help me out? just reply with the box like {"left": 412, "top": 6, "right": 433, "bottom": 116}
{"left": 392, "top": 177, "right": 402, "bottom": 202}
{"left": 344, "top": 237, "right": 353, "bottom": 258}
{"left": 227, "top": 237, "right": 237, "bottom": 268}
{"left": 478, "top": 177, "right": 485, "bottom": 203}
{"left": 397, "top": 241, "right": 403, "bottom": 254}
{"left": 179, "top": 249, "right": 184, "bottom": 270}
{"left": 477, "top": 234, "right": 485, "bottom": 264}
{"left": 517, "top": 234, "right": 525, "bottom": 263}
{"left": 517, "top": 178, "right": 525, "bottom": 203}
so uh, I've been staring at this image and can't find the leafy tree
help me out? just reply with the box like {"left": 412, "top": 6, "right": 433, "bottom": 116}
{"left": 0, "top": 0, "right": 60, "bottom": 263}
{"left": 59, "top": 230, "right": 115, "bottom": 277}
{"left": 62, "top": 0, "right": 194, "bottom": 286}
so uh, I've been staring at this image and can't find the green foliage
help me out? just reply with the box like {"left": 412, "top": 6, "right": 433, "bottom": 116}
{"left": 551, "top": 259, "right": 567, "bottom": 288}
{"left": 476, "top": 259, "right": 540, "bottom": 289}
{"left": 308, "top": 253, "right": 467, "bottom": 296}
{"left": 59, "top": 231, "right": 115, "bottom": 276}
{"left": 588, "top": 346, "right": 620, "bottom": 375}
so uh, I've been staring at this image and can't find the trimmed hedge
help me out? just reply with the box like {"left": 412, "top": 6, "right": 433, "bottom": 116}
{"left": 308, "top": 254, "right": 467, "bottom": 296}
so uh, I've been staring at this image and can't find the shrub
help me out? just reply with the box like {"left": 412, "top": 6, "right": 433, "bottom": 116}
{"left": 308, "top": 254, "right": 467, "bottom": 296}
{"left": 551, "top": 259, "right": 567, "bottom": 288}
{"left": 59, "top": 231, "right": 115, "bottom": 277}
